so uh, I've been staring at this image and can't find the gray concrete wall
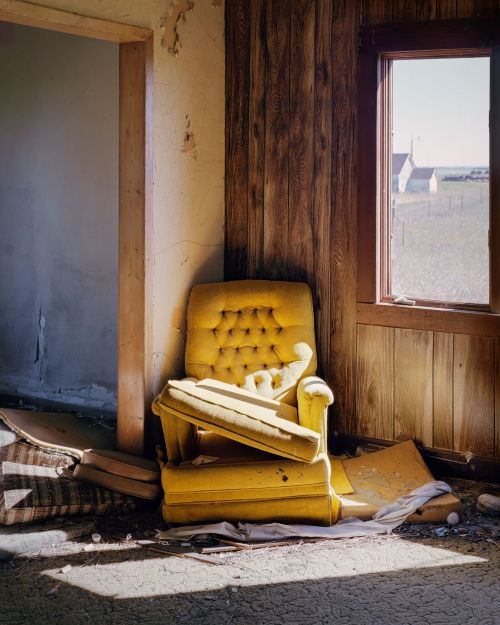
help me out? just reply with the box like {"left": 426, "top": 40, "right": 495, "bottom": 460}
{"left": 0, "top": 22, "right": 119, "bottom": 412}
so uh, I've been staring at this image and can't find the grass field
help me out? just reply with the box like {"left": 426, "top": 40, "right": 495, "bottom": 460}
{"left": 392, "top": 179, "right": 489, "bottom": 304}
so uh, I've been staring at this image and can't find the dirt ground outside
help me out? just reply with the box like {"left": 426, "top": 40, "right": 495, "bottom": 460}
{"left": 1, "top": 479, "right": 499, "bottom": 625}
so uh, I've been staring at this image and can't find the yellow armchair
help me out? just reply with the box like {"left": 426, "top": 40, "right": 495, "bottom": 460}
{"left": 152, "top": 280, "right": 337, "bottom": 525}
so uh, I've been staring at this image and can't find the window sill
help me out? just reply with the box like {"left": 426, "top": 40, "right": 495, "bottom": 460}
{"left": 356, "top": 302, "right": 500, "bottom": 337}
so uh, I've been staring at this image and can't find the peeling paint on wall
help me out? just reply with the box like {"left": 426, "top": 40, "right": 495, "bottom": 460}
{"left": 34, "top": 306, "right": 46, "bottom": 381}
{"left": 182, "top": 114, "right": 197, "bottom": 160}
{"left": 170, "top": 306, "right": 184, "bottom": 331}
{"left": 160, "top": 0, "right": 195, "bottom": 56}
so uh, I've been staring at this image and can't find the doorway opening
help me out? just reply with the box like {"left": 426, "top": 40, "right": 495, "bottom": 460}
{"left": 0, "top": 2, "right": 153, "bottom": 455}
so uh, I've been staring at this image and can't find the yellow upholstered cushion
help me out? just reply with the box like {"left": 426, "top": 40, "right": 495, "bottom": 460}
{"left": 185, "top": 280, "right": 317, "bottom": 405}
{"left": 155, "top": 378, "right": 320, "bottom": 463}
{"left": 161, "top": 452, "right": 334, "bottom": 525}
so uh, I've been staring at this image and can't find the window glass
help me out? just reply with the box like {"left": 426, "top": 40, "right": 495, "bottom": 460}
{"left": 390, "top": 57, "right": 490, "bottom": 304}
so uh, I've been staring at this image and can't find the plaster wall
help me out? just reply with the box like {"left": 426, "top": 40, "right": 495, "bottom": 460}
{"left": 0, "top": 23, "right": 119, "bottom": 411}
{"left": 3, "top": 1, "right": 225, "bottom": 401}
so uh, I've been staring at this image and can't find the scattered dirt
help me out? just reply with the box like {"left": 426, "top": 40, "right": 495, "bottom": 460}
{"left": 1, "top": 478, "right": 499, "bottom": 624}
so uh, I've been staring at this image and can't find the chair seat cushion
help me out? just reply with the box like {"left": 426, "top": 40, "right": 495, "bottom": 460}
{"left": 154, "top": 378, "right": 320, "bottom": 463}
{"left": 161, "top": 452, "right": 333, "bottom": 525}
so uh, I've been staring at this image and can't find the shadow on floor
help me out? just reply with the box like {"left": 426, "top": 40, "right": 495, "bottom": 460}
{"left": 1, "top": 538, "right": 499, "bottom": 625}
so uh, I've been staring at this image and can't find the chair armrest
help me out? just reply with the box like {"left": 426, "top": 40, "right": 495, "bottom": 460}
{"left": 297, "top": 376, "right": 334, "bottom": 453}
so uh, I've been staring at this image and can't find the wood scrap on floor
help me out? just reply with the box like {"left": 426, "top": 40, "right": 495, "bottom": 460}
{"left": 137, "top": 540, "right": 224, "bottom": 565}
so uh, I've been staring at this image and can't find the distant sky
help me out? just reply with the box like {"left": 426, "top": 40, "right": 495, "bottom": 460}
{"left": 392, "top": 57, "right": 489, "bottom": 167}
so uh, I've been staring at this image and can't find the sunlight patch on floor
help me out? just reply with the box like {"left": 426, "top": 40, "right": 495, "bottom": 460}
{"left": 40, "top": 538, "right": 488, "bottom": 600}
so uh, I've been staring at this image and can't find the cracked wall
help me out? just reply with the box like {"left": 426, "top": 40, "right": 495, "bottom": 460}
{"left": 0, "top": 23, "right": 119, "bottom": 412}
{"left": 0, "top": 0, "right": 225, "bottom": 406}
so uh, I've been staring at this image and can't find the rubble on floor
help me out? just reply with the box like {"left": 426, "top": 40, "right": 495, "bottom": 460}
{"left": 1, "top": 485, "right": 499, "bottom": 625}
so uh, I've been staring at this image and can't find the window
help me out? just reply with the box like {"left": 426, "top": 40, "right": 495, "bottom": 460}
{"left": 357, "top": 19, "right": 500, "bottom": 316}
{"left": 386, "top": 55, "right": 489, "bottom": 308}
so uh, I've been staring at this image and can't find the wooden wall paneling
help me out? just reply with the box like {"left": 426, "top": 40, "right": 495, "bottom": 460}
{"left": 436, "top": 1, "right": 458, "bottom": 19}
{"left": 224, "top": 0, "right": 500, "bottom": 462}
{"left": 433, "top": 331, "right": 454, "bottom": 449}
{"left": 356, "top": 302, "right": 500, "bottom": 337}
{"left": 474, "top": 1, "right": 499, "bottom": 17}
{"left": 392, "top": 0, "right": 419, "bottom": 22}
{"left": 360, "top": 0, "right": 392, "bottom": 24}
{"left": 356, "top": 51, "right": 379, "bottom": 304}
{"left": 330, "top": 0, "right": 360, "bottom": 433}
{"left": 247, "top": 0, "right": 266, "bottom": 278}
{"left": 313, "top": 0, "right": 333, "bottom": 379}
{"left": 415, "top": 0, "right": 437, "bottom": 20}
{"left": 288, "top": 0, "right": 315, "bottom": 283}
{"left": 356, "top": 324, "right": 395, "bottom": 438}
{"left": 455, "top": 1, "right": 475, "bottom": 17}
{"left": 453, "top": 334, "right": 495, "bottom": 456}
{"left": 225, "top": 0, "right": 250, "bottom": 280}
{"left": 262, "top": 0, "right": 291, "bottom": 279}
{"left": 117, "top": 39, "right": 153, "bottom": 456}
{"left": 394, "top": 329, "right": 434, "bottom": 446}
{"left": 456, "top": 0, "right": 495, "bottom": 17}
{"left": 496, "top": 338, "right": 500, "bottom": 457}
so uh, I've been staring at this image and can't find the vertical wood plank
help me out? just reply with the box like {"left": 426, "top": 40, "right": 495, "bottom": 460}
{"left": 455, "top": 0, "right": 476, "bottom": 16}
{"left": 433, "top": 331, "right": 454, "bottom": 450}
{"left": 330, "top": 0, "right": 360, "bottom": 433}
{"left": 394, "top": 329, "right": 434, "bottom": 447}
{"left": 473, "top": 0, "right": 499, "bottom": 17}
{"left": 288, "top": 0, "right": 315, "bottom": 283}
{"left": 356, "top": 325, "right": 395, "bottom": 439}
{"left": 495, "top": 338, "right": 500, "bottom": 458}
{"left": 360, "top": 0, "right": 393, "bottom": 24}
{"left": 117, "top": 40, "right": 153, "bottom": 456}
{"left": 454, "top": 334, "right": 495, "bottom": 456}
{"left": 225, "top": 0, "right": 250, "bottom": 280}
{"left": 392, "top": 0, "right": 418, "bottom": 22}
{"left": 416, "top": 0, "right": 437, "bottom": 20}
{"left": 462, "top": 0, "right": 500, "bottom": 18}
{"left": 263, "top": 0, "right": 290, "bottom": 278}
{"left": 436, "top": 0, "right": 457, "bottom": 18}
{"left": 247, "top": 0, "right": 266, "bottom": 278}
{"left": 313, "top": 0, "right": 333, "bottom": 379}
{"left": 356, "top": 51, "right": 379, "bottom": 304}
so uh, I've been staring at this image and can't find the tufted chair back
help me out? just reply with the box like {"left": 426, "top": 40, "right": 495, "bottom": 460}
{"left": 185, "top": 280, "right": 317, "bottom": 406}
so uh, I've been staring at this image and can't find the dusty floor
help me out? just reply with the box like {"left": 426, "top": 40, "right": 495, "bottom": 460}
{"left": 1, "top": 479, "right": 499, "bottom": 625}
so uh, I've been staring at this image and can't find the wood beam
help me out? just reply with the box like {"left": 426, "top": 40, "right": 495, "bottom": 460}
{"left": 117, "top": 39, "right": 154, "bottom": 456}
{"left": 0, "top": 0, "right": 151, "bottom": 43}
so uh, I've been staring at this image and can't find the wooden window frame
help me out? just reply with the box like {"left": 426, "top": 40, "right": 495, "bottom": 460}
{"left": 0, "top": 0, "right": 154, "bottom": 455}
{"left": 357, "top": 17, "right": 500, "bottom": 337}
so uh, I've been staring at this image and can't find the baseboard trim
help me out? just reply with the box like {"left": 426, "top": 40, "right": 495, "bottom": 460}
{"left": 331, "top": 433, "right": 500, "bottom": 485}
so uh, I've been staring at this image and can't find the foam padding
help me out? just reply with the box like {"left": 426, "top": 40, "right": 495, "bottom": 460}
{"left": 0, "top": 409, "right": 114, "bottom": 459}
{"left": 338, "top": 440, "right": 461, "bottom": 523}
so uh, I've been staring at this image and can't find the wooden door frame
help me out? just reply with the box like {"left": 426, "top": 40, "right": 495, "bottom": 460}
{"left": 0, "top": 0, "right": 154, "bottom": 456}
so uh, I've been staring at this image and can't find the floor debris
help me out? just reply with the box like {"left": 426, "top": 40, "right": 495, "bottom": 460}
{"left": 477, "top": 492, "right": 500, "bottom": 516}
